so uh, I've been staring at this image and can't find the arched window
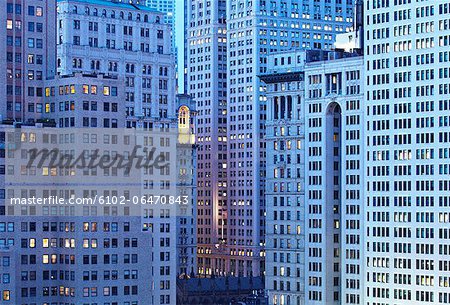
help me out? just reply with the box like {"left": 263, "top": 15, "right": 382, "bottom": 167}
{"left": 120, "top": 11, "right": 124, "bottom": 19}
{"left": 144, "top": 15, "right": 148, "bottom": 22}
{"left": 136, "top": 13, "right": 141, "bottom": 21}
{"left": 111, "top": 10, "right": 115, "bottom": 18}
{"left": 102, "top": 9, "right": 106, "bottom": 17}
{"left": 93, "top": 8, "right": 98, "bottom": 16}
{"left": 72, "top": 5, "right": 77, "bottom": 14}
{"left": 85, "top": 6, "right": 89, "bottom": 15}
{"left": 178, "top": 106, "right": 190, "bottom": 127}
{"left": 156, "top": 16, "right": 160, "bottom": 24}
{"left": 128, "top": 12, "right": 132, "bottom": 20}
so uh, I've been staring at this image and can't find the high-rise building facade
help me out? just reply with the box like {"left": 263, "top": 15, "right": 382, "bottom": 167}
{"left": 304, "top": 53, "right": 364, "bottom": 305}
{"left": 1, "top": 0, "right": 57, "bottom": 122}
{"left": 187, "top": 0, "right": 229, "bottom": 276}
{"left": 263, "top": 48, "right": 364, "bottom": 305}
{"left": 176, "top": 94, "right": 198, "bottom": 277}
{"left": 56, "top": 0, "right": 176, "bottom": 128}
{"left": 226, "top": 0, "right": 355, "bottom": 277}
{"left": 146, "top": 0, "right": 175, "bottom": 30}
{"left": 262, "top": 50, "right": 307, "bottom": 305}
{"left": 365, "top": 1, "right": 450, "bottom": 304}
{"left": 0, "top": 1, "right": 196, "bottom": 304}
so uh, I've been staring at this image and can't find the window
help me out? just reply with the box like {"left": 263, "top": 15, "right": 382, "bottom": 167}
{"left": 73, "top": 36, "right": 80, "bottom": 45}
{"left": 2, "top": 290, "right": 10, "bottom": 301}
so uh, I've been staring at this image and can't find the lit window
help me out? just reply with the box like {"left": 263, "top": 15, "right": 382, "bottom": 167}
{"left": 91, "top": 85, "right": 97, "bottom": 95}
{"left": 6, "top": 20, "right": 13, "bottom": 30}
{"left": 43, "top": 239, "right": 49, "bottom": 248}
{"left": 2, "top": 290, "right": 10, "bottom": 301}
{"left": 103, "top": 86, "right": 110, "bottom": 96}
{"left": 36, "top": 7, "right": 43, "bottom": 17}
{"left": 29, "top": 239, "right": 35, "bottom": 248}
{"left": 42, "top": 254, "right": 49, "bottom": 264}
{"left": 82, "top": 85, "right": 89, "bottom": 94}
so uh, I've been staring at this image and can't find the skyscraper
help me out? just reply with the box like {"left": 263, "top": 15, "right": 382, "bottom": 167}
{"left": 56, "top": 0, "right": 176, "bottom": 128}
{"left": 0, "top": 1, "right": 196, "bottom": 304}
{"left": 365, "top": 1, "right": 450, "bottom": 304}
{"left": 226, "top": 0, "right": 355, "bottom": 277}
{"left": 263, "top": 47, "right": 364, "bottom": 305}
{"left": 187, "top": 0, "right": 228, "bottom": 276}
{"left": 146, "top": 0, "right": 175, "bottom": 28}
{"left": 262, "top": 50, "right": 307, "bottom": 305}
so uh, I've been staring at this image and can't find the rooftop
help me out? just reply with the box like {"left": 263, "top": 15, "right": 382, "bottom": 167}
{"left": 57, "top": 0, "right": 159, "bottom": 13}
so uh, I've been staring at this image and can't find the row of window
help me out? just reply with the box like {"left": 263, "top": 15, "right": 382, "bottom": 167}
{"left": 70, "top": 5, "right": 161, "bottom": 24}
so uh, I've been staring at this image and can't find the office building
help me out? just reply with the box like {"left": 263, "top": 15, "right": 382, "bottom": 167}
{"left": 1, "top": 0, "right": 57, "bottom": 122}
{"left": 226, "top": 0, "right": 355, "bottom": 277}
{"left": 0, "top": 1, "right": 196, "bottom": 304}
{"left": 365, "top": 1, "right": 450, "bottom": 304}
{"left": 262, "top": 50, "right": 307, "bottom": 305}
{"left": 56, "top": 0, "right": 176, "bottom": 128}
{"left": 262, "top": 47, "right": 364, "bottom": 305}
{"left": 187, "top": 0, "right": 229, "bottom": 276}
{"left": 43, "top": 72, "right": 126, "bottom": 128}
{"left": 146, "top": 0, "right": 175, "bottom": 31}
{"left": 303, "top": 52, "right": 364, "bottom": 305}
